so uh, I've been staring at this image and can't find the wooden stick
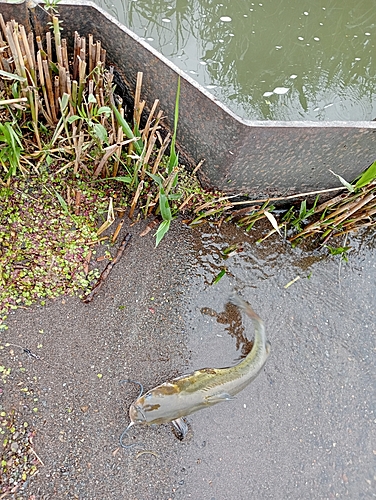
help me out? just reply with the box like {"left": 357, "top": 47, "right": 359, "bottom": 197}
{"left": 82, "top": 233, "right": 132, "bottom": 303}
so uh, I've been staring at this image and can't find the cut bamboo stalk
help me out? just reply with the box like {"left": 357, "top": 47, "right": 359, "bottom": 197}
{"left": 54, "top": 75, "right": 60, "bottom": 110}
{"left": 142, "top": 99, "right": 159, "bottom": 141}
{"left": 28, "top": 31, "right": 36, "bottom": 70}
{"left": 88, "top": 78, "right": 94, "bottom": 96}
{"left": 77, "top": 57, "right": 87, "bottom": 106}
{"left": 80, "top": 35, "right": 86, "bottom": 64}
{"left": 20, "top": 25, "right": 35, "bottom": 82}
{"left": 88, "top": 34, "right": 94, "bottom": 74}
{"left": 148, "top": 109, "right": 163, "bottom": 139}
{"left": 58, "top": 64, "right": 67, "bottom": 95}
{"left": 36, "top": 50, "right": 52, "bottom": 123}
{"left": 74, "top": 130, "right": 85, "bottom": 174}
{"left": 100, "top": 47, "right": 106, "bottom": 64}
{"left": 43, "top": 58, "right": 57, "bottom": 122}
{"left": 73, "top": 32, "right": 80, "bottom": 80}
{"left": 36, "top": 35, "right": 44, "bottom": 55}
{"left": 0, "top": 14, "right": 6, "bottom": 39}
{"left": 52, "top": 16, "right": 62, "bottom": 67}
{"left": 95, "top": 40, "right": 101, "bottom": 65}
{"left": 5, "top": 25, "right": 21, "bottom": 75}
{"left": 32, "top": 88, "right": 42, "bottom": 149}
{"left": 46, "top": 31, "right": 52, "bottom": 61}
{"left": 134, "top": 72, "right": 143, "bottom": 128}
{"left": 61, "top": 38, "right": 69, "bottom": 71}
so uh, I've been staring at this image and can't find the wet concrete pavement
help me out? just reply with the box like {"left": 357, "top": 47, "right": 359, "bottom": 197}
{"left": 174, "top": 224, "right": 375, "bottom": 500}
{"left": 1, "top": 219, "right": 375, "bottom": 499}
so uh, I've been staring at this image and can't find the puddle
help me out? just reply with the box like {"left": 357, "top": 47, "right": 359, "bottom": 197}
{"left": 172, "top": 220, "right": 375, "bottom": 499}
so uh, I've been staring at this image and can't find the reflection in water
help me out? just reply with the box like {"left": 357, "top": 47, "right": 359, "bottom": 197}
{"left": 95, "top": 0, "right": 376, "bottom": 121}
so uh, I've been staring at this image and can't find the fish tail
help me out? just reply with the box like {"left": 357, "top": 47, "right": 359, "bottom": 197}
{"left": 228, "top": 293, "right": 262, "bottom": 323}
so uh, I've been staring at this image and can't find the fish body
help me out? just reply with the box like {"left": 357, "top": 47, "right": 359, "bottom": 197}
{"left": 129, "top": 294, "right": 271, "bottom": 431}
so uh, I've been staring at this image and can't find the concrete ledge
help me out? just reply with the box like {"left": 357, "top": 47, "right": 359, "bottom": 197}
{"left": 1, "top": 0, "right": 375, "bottom": 197}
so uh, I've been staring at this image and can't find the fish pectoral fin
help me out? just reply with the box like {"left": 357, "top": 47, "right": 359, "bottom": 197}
{"left": 205, "top": 392, "right": 236, "bottom": 404}
{"left": 172, "top": 418, "right": 188, "bottom": 440}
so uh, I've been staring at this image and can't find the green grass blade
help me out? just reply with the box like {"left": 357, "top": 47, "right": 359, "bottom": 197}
{"left": 168, "top": 77, "right": 180, "bottom": 173}
{"left": 212, "top": 268, "right": 226, "bottom": 284}
{"left": 355, "top": 160, "right": 376, "bottom": 189}
{"left": 329, "top": 169, "right": 354, "bottom": 192}
{"left": 111, "top": 104, "right": 143, "bottom": 155}
{"left": 155, "top": 219, "right": 170, "bottom": 247}
{"left": 159, "top": 192, "right": 172, "bottom": 222}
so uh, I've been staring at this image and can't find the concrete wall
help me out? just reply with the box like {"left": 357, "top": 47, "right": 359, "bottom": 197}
{"left": 1, "top": 0, "right": 375, "bottom": 197}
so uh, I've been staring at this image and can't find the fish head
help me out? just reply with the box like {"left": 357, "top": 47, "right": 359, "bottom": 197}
{"left": 129, "top": 402, "right": 147, "bottom": 424}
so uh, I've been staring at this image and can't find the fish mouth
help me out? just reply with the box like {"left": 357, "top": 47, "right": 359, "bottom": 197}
{"left": 129, "top": 403, "right": 147, "bottom": 424}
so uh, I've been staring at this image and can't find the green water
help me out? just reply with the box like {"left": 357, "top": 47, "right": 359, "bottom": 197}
{"left": 94, "top": 0, "right": 376, "bottom": 121}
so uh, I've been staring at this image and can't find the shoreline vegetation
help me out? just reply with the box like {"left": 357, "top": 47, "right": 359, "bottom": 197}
{"left": 0, "top": 4, "right": 375, "bottom": 493}
{"left": 0, "top": 7, "right": 375, "bottom": 325}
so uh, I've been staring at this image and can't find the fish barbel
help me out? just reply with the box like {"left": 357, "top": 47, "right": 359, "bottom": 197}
{"left": 127, "top": 294, "right": 271, "bottom": 438}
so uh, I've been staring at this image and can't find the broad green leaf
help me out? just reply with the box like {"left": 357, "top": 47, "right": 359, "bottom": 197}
{"left": 49, "top": 61, "right": 59, "bottom": 75}
{"left": 67, "top": 115, "right": 81, "bottom": 124}
{"left": 299, "top": 200, "right": 307, "bottom": 219}
{"left": 155, "top": 219, "right": 170, "bottom": 247}
{"left": 329, "top": 169, "right": 354, "bottom": 192}
{"left": 97, "top": 106, "right": 112, "bottom": 117}
{"left": 59, "top": 93, "right": 70, "bottom": 112}
{"left": 0, "top": 70, "right": 26, "bottom": 82}
{"left": 355, "top": 160, "right": 376, "bottom": 188}
{"left": 88, "top": 93, "right": 97, "bottom": 104}
{"left": 108, "top": 176, "right": 132, "bottom": 184}
{"left": 111, "top": 104, "right": 143, "bottom": 155}
{"left": 159, "top": 192, "right": 172, "bottom": 221}
{"left": 325, "top": 245, "right": 351, "bottom": 256}
{"left": 146, "top": 171, "right": 163, "bottom": 187}
{"left": 93, "top": 123, "right": 108, "bottom": 144}
{"left": 53, "top": 189, "right": 69, "bottom": 214}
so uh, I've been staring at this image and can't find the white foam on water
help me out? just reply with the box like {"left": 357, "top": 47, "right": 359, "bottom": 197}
{"left": 273, "top": 87, "right": 290, "bottom": 95}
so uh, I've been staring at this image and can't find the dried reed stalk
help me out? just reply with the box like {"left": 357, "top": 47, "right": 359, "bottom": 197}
{"left": 152, "top": 132, "right": 171, "bottom": 174}
{"left": 129, "top": 180, "right": 144, "bottom": 219}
